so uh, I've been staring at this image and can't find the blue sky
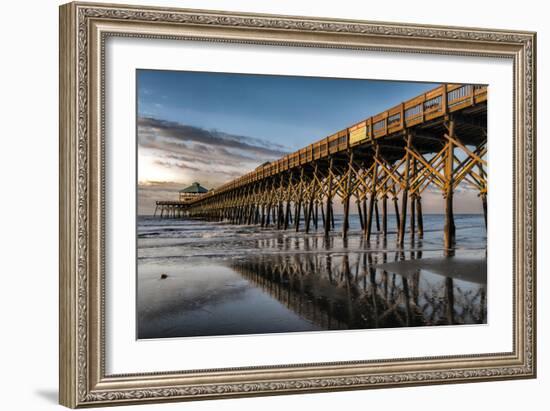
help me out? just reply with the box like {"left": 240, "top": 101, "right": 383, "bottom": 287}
{"left": 136, "top": 70, "right": 481, "bottom": 215}
{"left": 138, "top": 69, "right": 437, "bottom": 153}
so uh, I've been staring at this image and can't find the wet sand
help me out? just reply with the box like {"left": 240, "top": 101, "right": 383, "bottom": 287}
{"left": 375, "top": 257, "right": 487, "bottom": 284}
{"left": 137, "top": 214, "right": 487, "bottom": 339}
{"left": 138, "top": 261, "right": 321, "bottom": 338}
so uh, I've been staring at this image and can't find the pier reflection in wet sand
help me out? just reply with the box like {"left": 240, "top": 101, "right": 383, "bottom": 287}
{"left": 232, "top": 236, "right": 486, "bottom": 332}
{"left": 137, "top": 215, "right": 486, "bottom": 339}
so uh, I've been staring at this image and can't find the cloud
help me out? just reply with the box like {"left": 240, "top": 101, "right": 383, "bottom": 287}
{"left": 152, "top": 159, "right": 202, "bottom": 172}
{"left": 138, "top": 116, "right": 289, "bottom": 158}
{"left": 137, "top": 117, "right": 292, "bottom": 214}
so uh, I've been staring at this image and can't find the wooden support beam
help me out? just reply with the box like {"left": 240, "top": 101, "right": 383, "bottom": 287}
{"left": 305, "top": 196, "right": 313, "bottom": 233}
{"left": 393, "top": 195, "right": 400, "bottom": 234}
{"left": 481, "top": 193, "right": 487, "bottom": 229}
{"left": 444, "top": 132, "right": 487, "bottom": 167}
{"left": 289, "top": 205, "right": 294, "bottom": 225}
{"left": 277, "top": 201, "right": 283, "bottom": 230}
{"left": 320, "top": 199, "right": 326, "bottom": 229}
{"left": 452, "top": 144, "right": 487, "bottom": 190}
{"left": 305, "top": 165, "right": 318, "bottom": 233}
{"left": 398, "top": 133, "right": 413, "bottom": 246}
{"left": 479, "top": 159, "right": 487, "bottom": 229}
{"left": 382, "top": 194, "right": 388, "bottom": 237}
{"left": 374, "top": 200, "right": 380, "bottom": 232}
{"left": 374, "top": 156, "right": 406, "bottom": 190}
{"left": 284, "top": 201, "right": 290, "bottom": 230}
{"left": 406, "top": 146, "right": 447, "bottom": 190}
{"left": 342, "top": 152, "right": 354, "bottom": 238}
{"left": 265, "top": 203, "right": 271, "bottom": 226}
{"left": 295, "top": 168, "right": 305, "bottom": 232}
{"left": 362, "top": 197, "right": 368, "bottom": 235}
{"left": 410, "top": 193, "right": 416, "bottom": 240}
{"left": 356, "top": 199, "right": 364, "bottom": 230}
{"left": 246, "top": 198, "right": 254, "bottom": 225}
{"left": 410, "top": 159, "right": 417, "bottom": 240}
{"left": 444, "top": 119, "right": 456, "bottom": 255}
{"left": 295, "top": 200, "right": 302, "bottom": 232}
{"left": 314, "top": 202, "right": 319, "bottom": 230}
{"left": 366, "top": 145, "right": 379, "bottom": 241}
{"left": 325, "top": 158, "right": 334, "bottom": 237}
{"left": 416, "top": 195, "right": 424, "bottom": 238}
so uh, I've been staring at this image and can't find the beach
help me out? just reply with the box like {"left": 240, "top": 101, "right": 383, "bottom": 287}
{"left": 137, "top": 214, "right": 487, "bottom": 339}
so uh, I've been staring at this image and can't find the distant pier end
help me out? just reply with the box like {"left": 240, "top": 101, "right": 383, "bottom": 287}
{"left": 154, "top": 182, "right": 209, "bottom": 218}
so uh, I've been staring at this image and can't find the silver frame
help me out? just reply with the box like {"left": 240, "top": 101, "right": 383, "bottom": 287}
{"left": 59, "top": 2, "right": 536, "bottom": 408}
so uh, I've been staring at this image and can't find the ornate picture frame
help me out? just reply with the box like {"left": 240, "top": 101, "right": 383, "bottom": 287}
{"left": 59, "top": 1, "right": 536, "bottom": 408}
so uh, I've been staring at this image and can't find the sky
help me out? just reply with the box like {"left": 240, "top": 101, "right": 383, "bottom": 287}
{"left": 137, "top": 70, "right": 483, "bottom": 215}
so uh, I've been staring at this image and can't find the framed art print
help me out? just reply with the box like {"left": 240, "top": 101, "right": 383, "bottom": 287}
{"left": 59, "top": 2, "right": 536, "bottom": 408}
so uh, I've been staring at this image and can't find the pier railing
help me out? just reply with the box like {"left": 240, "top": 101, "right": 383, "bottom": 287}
{"left": 196, "top": 83, "right": 486, "bottom": 196}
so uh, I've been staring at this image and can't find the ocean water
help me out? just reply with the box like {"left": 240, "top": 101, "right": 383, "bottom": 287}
{"left": 137, "top": 214, "right": 487, "bottom": 339}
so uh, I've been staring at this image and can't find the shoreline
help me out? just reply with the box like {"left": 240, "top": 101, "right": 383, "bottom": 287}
{"left": 137, "top": 213, "right": 487, "bottom": 338}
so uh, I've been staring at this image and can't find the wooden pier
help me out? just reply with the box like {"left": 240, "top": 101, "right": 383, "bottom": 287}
{"left": 153, "top": 200, "right": 188, "bottom": 218}
{"left": 160, "top": 84, "right": 487, "bottom": 253}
